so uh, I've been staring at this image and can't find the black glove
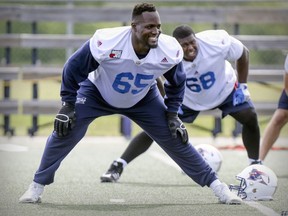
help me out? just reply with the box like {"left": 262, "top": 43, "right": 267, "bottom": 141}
{"left": 54, "top": 102, "right": 76, "bottom": 137}
{"left": 166, "top": 112, "right": 188, "bottom": 144}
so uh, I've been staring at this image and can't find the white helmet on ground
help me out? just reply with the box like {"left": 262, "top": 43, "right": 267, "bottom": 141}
{"left": 229, "top": 164, "right": 278, "bottom": 201}
{"left": 195, "top": 144, "right": 223, "bottom": 173}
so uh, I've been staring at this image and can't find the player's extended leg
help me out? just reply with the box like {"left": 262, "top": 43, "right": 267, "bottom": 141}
{"left": 127, "top": 94, "right": 216, "bottom": 186}
{"left": 100, "top": 131, "right": 154, "bottom": 182}
{"left": 126, "top": 93, "right": 241, "bottom": 204}
{"left": 19, "top": 79, "right": 112, "bottom": 203}
{"left": 19, "top": 115, "right": 93, "bottom": 203}
{"left": 32, "top": 80, "right": 110, "bottom": 186}
{"left": 260, "top": 108, "right": 288, "bottom": 160}
{"left": 229, "top": 107, "right": 260, "bottom": 162}
{"left": 33, "top": 117, "right": 93, "bottom": 185}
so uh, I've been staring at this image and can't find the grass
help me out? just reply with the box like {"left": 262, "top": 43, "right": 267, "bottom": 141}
{"left": 0, "top": 136, "right": 287, "bottom": 216}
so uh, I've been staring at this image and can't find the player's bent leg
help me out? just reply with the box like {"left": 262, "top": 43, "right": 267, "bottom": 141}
{"left": 100, "top": 131, "right": 153, "bottom": 183}
{"left": 230, "top": 108, "right": 260, "bottom": 162}
{"left": 120, "top": 131, "right": 154, "bottom": 163}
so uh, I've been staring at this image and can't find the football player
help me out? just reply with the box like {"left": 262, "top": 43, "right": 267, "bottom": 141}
{"left": 260, "top": 54, "right": 288, "bottom": 161}
{"left": 19, "top": 3, "right": 241, "bottom": 205}
{"left": 101, "top": 25, "right": 262, "bottom": 183}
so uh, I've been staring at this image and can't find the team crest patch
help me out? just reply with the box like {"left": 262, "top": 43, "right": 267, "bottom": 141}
{"left": 109, "top": 50, "right": 122, "bottom": 59}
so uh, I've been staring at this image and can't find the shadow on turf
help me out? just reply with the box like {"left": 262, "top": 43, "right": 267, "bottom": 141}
{"left": 118, "top": 182, "right": 198, "bottom": 188}
{"left": 39, "top": 202, "right": 213, "bottom": 212}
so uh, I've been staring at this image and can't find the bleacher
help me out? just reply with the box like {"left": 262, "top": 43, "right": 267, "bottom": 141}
{"left": 0, "top": 0, "right": 287, "bottom": 137}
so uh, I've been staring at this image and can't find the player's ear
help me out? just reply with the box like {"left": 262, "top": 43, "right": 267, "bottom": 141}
{"left": 131, "top": 22, "right": 138, "bottom": 33}
{"left": 131, "top": 22, "right": 136, "bottom": 29}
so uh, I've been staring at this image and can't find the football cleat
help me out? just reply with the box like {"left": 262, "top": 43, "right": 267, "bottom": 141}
{"left": 19, "top": 181, "right": 44, "bottom": 203}
{"left": 213, "top": 183, "right": 242, "bottom": 204}
{"left": 250, "top": 159, "right": 263, "bottom": 165}
{"left": 100, "top": 161, "right": 123, "bottom": 183}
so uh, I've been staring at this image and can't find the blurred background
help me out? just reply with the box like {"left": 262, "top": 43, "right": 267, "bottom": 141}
{"left": 0, "top": 0, "right": 287, "bottom": 139}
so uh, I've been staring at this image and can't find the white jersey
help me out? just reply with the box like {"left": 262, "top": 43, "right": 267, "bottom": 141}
{"left": 88, "top": 26, "right": 183, "bottom": 108}
{"left": 182, "top": 30, "right": 244, "bottom": 110}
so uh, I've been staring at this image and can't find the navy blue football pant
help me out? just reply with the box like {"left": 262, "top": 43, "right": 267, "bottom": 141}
{"left": 34, "top": 79, "right": 217, "bottom": 187}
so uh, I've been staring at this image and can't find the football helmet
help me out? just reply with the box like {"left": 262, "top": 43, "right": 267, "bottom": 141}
{"left": 229, "top": 164, "right": 278, "bottom": 201}
{"left": 195, "top": 144, "right": 223, "bottom": 173}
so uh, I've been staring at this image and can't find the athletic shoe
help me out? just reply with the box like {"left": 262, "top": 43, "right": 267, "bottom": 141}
{"left": 213, "top": 183, "right": 242, "bottom": 204}
{"left": 250, "top": 160, "right": 263, "bottom": 165}
{"left": 100, "top": 161, "right": 123, "bottom": 183}
{"left": 19, "top": 181, "right": 44, "bottom": 203}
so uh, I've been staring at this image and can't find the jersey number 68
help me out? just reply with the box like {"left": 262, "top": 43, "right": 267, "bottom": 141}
{"left": 186, "top": 71, "right": 216, "bottom": 92}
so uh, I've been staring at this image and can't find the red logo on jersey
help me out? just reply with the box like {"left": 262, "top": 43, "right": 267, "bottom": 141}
{"left": 161, "top": 57, "right": 168, "bottom": 63}
{"left": 109, "top": 50, "right": 122, "bottom": 59}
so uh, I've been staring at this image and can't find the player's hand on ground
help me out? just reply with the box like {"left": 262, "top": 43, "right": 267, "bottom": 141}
{"left": 233, "top": 83, "right": 251, "bottom": 106}
{"left": 54, "top": 102, "right": 76, "bottom": 137}
{"left": 166, "top": 112, "right": 188, "bottom": 144}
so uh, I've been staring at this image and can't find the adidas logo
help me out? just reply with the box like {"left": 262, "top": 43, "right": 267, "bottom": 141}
{"left": 161, "top": 57, "right": 168, "bottom": 63}
{"left": 97, "top": 40, "right": 102, "bottom": 47}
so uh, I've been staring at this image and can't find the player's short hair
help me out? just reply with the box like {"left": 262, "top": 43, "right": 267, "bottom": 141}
{"left": 172, "top": 25, "right": 195, "bottom": 39}
{"left": 132, "top": 3, "right": 157, "bottom": 19}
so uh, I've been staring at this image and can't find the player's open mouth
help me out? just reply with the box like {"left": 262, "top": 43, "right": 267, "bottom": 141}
{"left": 188, "top": 50, "right": 196, "bottom": 57}
{"left": 149, "top": 36, "right": 158, "bottom": 43}
{"left": 189, "top": 48, "right": 198, "bottom": 56}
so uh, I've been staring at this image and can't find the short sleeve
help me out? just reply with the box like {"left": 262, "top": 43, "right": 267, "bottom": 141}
{"left": 226, "top": 36, "right": 244, "bottom": 61}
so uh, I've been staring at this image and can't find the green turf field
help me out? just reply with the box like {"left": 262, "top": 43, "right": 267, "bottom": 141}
{"left": 0, "top": 136, "right": 287, "bottom": 216}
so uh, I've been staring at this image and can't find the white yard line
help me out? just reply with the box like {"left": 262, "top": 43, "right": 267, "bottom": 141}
{"left": 110, "top": 198, "right": 125, "bottom": 203}
{"left": 244, "top": 201, "right": 279, "bottom": 216}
